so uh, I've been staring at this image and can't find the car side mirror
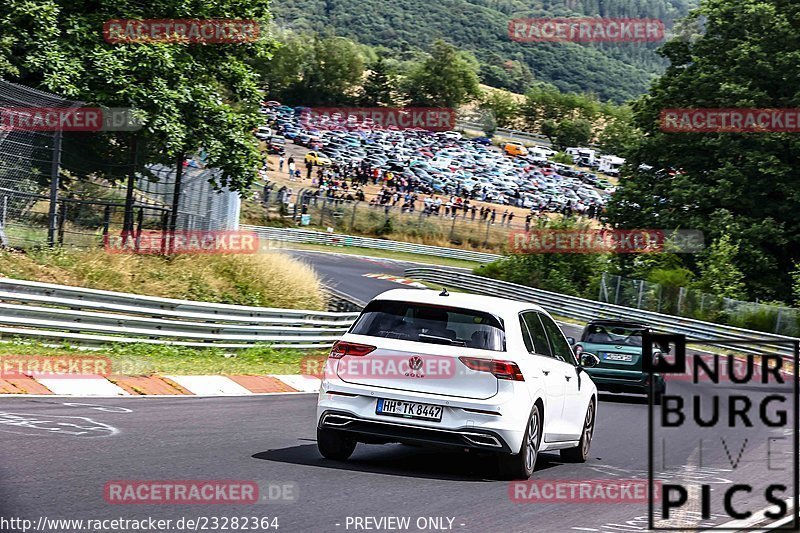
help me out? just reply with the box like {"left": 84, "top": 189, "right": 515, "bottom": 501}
{"left": 580, "top": 353, "right": 600, "bottom": 369}
{"left": 567, "top": 336, "right": 576, "bottom": 346}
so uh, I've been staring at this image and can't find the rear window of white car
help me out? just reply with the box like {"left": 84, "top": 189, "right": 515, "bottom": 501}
{"left": 350, "top": 300, "right": 506, "bottom": 351}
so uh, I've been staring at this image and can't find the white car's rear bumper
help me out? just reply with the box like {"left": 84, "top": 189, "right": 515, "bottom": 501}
{"left": 315, "top": 378, "right": 532, "bottom": 454}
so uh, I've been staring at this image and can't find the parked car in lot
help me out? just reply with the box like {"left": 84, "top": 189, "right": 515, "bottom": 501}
{"left": 316, "top": 289, "right": 599, "bottom": 479}
{"left": 265, "top": 136, "right": 286, "bottom": 155}
{"left": 305, "top": 151, "right": 332, "bottom": 166}
{"left": 255, "top": 126, "right": 272, "bottom": 141}
{"left": 503, "top": 142, "right": 528, "bottom": 156}
{"left": 571, "top": 320, "right": 667, "bottom": 402}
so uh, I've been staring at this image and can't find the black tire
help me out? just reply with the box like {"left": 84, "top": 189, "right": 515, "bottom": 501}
{"left": 498, "top": 404, "right": 542, "bottom": 480}
{"left": 317, "top": 427, "right": 356, "bottom": 460}
{"left": 560, "top": 400, "right": 595, "bottom": 463}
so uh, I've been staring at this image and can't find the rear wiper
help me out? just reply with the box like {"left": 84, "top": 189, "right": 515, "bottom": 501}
{"left": 418, "top": 334, "right": 466, "bottom": 346}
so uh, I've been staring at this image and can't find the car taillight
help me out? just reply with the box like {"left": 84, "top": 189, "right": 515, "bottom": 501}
{"left": 329, "top": 341, "right": 376, "bottom": 359}
{"left": 459, "top": 357, "right": 525, "bottom": 381}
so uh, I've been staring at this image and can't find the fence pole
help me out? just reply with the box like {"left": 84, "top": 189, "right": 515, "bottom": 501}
{"left": 449, "top": 215, "right": 457, "bottom": 242}
{"left": 57, "top": 201, "right": 66, "bottom": 246}
{"left": 614, "top": 275, "right": 622, "bottom": 305}
{"left": 123, "top": 137, "right": 138, "bottom": 233}
{"left": 0, "top": 195, "right": 7, "bottom": 247}
{"left": 657, "top": 284, "right": 663, "bottom": 313}
{"left": 134, "top": 207, "right": 144, "bottom": 252}
{"left": 102, "top": 205, "right": 111, "bottom": 240}
{"left": 677, "top": 287, "right": 686, "bottom": 315}
{"left": 775, "top": 309, "right": 783, "bottom": 334}
{"left": 47, "top": 131, "right": 63, "bottom": 247}
{"left": 599, "top": 272, "right": 605, "bottom": 301}
{"left": 350, "top": 201, "right": 357, "bottom": 230}
{"left": 167, "top": 154, "right": 186, "bottom": 253}
{"left": 637, "top": 280, "right": 644, "bottom": 309}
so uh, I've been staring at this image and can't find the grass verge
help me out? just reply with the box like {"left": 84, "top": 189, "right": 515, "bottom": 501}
{"left": 281, "top": 242, "right": 482, "bottom": 269}
{"left": 0, "top": 248, "right": 326, "bottom": 310}
{"left": 0, "top": 340, "right": 328, "bottom": 376}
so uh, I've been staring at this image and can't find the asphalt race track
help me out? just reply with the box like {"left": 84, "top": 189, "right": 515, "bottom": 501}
{"left": 1, "top": 250, "right": 794, "bottom": 532}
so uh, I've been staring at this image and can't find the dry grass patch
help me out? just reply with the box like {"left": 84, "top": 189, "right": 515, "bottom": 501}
{"left": 0, "top": 248, "right": 325, "bottom": 310}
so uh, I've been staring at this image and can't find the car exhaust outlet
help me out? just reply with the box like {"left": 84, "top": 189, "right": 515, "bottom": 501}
{"left": 462, "top": 433, "right": 502, "bottom": 448}
{"left": 322, "top": 414, "right": 355, "bottom": 427}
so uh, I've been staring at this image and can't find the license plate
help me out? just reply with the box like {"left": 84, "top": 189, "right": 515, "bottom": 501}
{"left": 376, "top": 398, "right": 443, "bottom": 422}
{"left": 602, "top": 352, "right": 633, "bottom": 362}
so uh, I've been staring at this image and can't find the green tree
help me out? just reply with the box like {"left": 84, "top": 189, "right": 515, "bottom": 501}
{"left": 695, "top": 235, "right": 746, "bottom": 299}
{"left": 607, "top": 0, "right": 800, "bottom": 299}
{"left": 359, "top": 57, "right": 397, "bottom": 106}
{"left": 596, "top": 107, "right": 641, "bottom": 156}
{"left": 479, "top": 90, "right": 519, "bottom": 129}
{"left": 475, "top": 217, "right": 608, "bottom": 296}
{"left": 0, "top": 0, "right": 274, "bottom": 195}
{"left": 300, "top": 36, "right": 364, "bottom": 105}
{"left": 404, "top": 40, "right": 480, "bottom": 108}
{"left": 253, "top": 33, "right": 363, "bottom": 106}
{"left": 543, "top": 118, "right": 593, "bottom": 150}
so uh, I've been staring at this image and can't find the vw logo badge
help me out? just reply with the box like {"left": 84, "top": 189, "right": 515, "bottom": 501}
{"left": 408, "top": 356, "right": 423, "bottom": 371}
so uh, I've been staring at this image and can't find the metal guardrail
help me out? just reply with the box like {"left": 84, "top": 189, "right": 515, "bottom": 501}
{"left": 324, "top": 286, "right": 367, "bottom": 313}
{"left": 405, "top": 268, "right": 798, "bottom": 358}
{"left": 0, "top": 278, "right": 359, "bottom": 350}
{"left": 243, "top": 225, "right": 501, "bottom": 264}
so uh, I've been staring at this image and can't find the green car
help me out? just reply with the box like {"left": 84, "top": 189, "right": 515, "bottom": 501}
{"left": 570, "top": 319, "right": 666, "bottom": 402}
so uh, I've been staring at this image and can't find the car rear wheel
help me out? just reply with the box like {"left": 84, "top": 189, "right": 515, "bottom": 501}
{"left": 317, "top": 428, "right": 357, "bottom": 460}
{"left": 497, "top": 404, "right": 541, "bottom": 480}
{"left": 560, "top": 401, "right": 595, "bottom": 463}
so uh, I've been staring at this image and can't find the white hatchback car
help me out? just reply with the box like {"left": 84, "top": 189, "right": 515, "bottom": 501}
{"left": 316, "top": 289, "right": 599, "bottom": 479}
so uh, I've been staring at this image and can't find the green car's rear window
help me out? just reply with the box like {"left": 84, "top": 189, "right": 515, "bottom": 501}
{"left": 584, "top": 325, "right": 644, "bottom": 347}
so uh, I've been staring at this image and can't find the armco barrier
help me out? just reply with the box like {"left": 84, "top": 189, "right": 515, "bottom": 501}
{"left": 242, "top": 225, "right": 501, "bottom": 264}
{"left": 404, "top": 267, "right": 798, "bottom": 359}
{"left": 0, "top": 278, "right": 359, "bottom": 350}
